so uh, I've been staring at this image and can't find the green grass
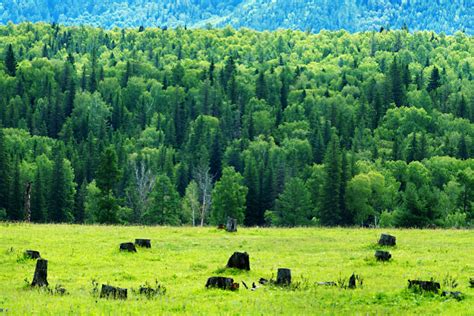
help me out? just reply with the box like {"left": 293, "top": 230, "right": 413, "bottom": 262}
{"left": 0, "top": 224, "right": 473, "bottom": 315}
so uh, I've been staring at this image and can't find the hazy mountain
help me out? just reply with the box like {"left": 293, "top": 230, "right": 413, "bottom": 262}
{"left": 0, "top": 0, "right": 472, "bottom": 34}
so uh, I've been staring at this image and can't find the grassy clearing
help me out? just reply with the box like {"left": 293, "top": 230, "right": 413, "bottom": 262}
{"left": 0, "top": 223, "right": 473, "bottom": 315}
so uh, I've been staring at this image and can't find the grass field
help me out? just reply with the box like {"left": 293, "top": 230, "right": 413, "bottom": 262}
{"left": 0, "top": 223, "right": 473, "bottom": 315}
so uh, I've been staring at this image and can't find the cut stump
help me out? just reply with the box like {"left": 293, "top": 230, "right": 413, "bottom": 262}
{"left": 120, "top": 242, "right": 137, "bottom": 252}
{"left": 375, "top": 250, "right": 392, "bottom": 261}
{"left": 205, "top": 277, "right": 238, "bottom": 290}
{"left": 276, "top": 268, "right": 291, "bottom": 286}
{"left": 100, "top": 284, "right": 128, "bottom": 299}
{"left": 378, "top": 234, "right": 396, "bottom": 246}
{"left": 226, "top": 217, "right": 237, "bottom": 232}
{"left": 135, "top": 239, "right": 151, "bottom": 248}
{"left": 31, "top": 259, "right": 48, "bottom": 287}
{"left": 24, "top": 250, "right": 41, "bottom": 259}
{"left": 408, "top": 280, "right": 440, "bottom": 293}
{"left": 226, "top": 252, "right": 250, "bottom": 270}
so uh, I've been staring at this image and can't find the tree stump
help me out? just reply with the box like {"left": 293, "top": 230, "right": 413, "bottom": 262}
{"left": 217, "top": 224, "right": 225, "bottom": 229}
{"left": 276, "top": 268, "right": 291, "bottom": 285}
{"left": 226, "top": 252, "right": 250, "bottom": 270}
{"left": 120, "top": 242, "right": 137, "bottom": 252}
{"left": 100, "top": 284, "right": 128, "bottom": 299}
{"left": 469, "top": 278, "right": 474, "bottom": 288}
{"left": 375, "top": 250, "right": 392, "bottom": 261}
{"left": 135, "top": 239, "right": 151, "bottom": 248}
{"left": 205, "top": 276, "right": 237, "bottom": 290}
{"left": 441, "top": 291, "right": 464, "bottom": 301}
{"left": 408, "top": 280, "right": 440, "bottom": 293}
{"left": 226, "top": 217, "right": 237, "bottom": 232}
{"left": 348, "top": 273, "right": 357, "bottom": 289}
{"left": 24, "top": 250, "right": 41, "bottom": 259}
{"left": 31, "top": 259, "right": 48, "bottom": 287}
{"left": 259, "top": 278, "right": 269, "bottom": 285}
{"left": 378, "top": 234, "right": 396, "bottom": 246}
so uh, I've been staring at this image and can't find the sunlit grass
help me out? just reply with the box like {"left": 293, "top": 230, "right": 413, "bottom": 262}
{"left": 0, "top": 223, "right": 473, "bottom": 315}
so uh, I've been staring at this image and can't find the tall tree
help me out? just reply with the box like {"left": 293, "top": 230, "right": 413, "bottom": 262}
{"left": 0, "top": 127, "right": 9, "bottom": 211}
{"left": 274, "top": 177, "right": 312, "bottom": 227}
{"left": 427, "top": 66, "right": 441, "bottom": 92}
{"left": 4, "top": 44, "right": 17, "bottom": 76}
{"left": 143, "top": 174, "right": 180, "bottom": 225}
{"left": 211, "top": 167, "right": 248, "bottom": 225}
{"left": 96, "top": 146, "right": 121, "bottom": 224}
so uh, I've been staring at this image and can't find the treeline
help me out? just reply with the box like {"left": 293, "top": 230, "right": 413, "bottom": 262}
{"left": 0, "top": 23, "right": 473, "bottom": 228}
{"left": 0, "top": 0, "right": 471, "bottom": 34}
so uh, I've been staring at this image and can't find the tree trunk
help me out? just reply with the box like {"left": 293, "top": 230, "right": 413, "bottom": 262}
{"left": 375, "top": 250, "right": 392, "bottom": 261}
{"left": 31, "top": 259, "right": 48, "bottom": 287}
{"left": 135, "top": 239, "right": 151, "bottom": 248}
{"left": 226, "top": 217, "right": 237, "bottom": 232}
{"left": 100, "top": 284, "right": 127, "bottom": 299}
{"left": 119, "top": 242, "right": 137, "bottom": 252}
{"left": 24, "top": 250, "right": 40, "bottom": 259}
{"left": 205, "top": 276, "right": 238, "bottom": 290}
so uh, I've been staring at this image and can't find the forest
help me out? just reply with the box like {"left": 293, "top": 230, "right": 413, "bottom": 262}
{"left": 0, "top": 23, "right": 473, "bottom": 228}
{"left": 0, "top": 0, "right": 472, "bottom": 34}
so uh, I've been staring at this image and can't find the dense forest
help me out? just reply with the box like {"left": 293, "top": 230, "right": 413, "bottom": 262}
{"left": 0, "top": 23, "right": 473, "bottom": 228}
{"left": 0, "top": 0, "right": 472, "bottom": 34}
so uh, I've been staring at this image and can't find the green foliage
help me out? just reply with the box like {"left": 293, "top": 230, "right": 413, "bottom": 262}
{"left": 211, "top": 167, "right": 247, "bottom": 225}
{"left": 274, "top": 177, "right": 313, "bottom": 227}
{"left": 143, "top": 174, "right": 181, "bottom": 225}
{"left": 0, "top": 24, "right": 472, "bottom": 227}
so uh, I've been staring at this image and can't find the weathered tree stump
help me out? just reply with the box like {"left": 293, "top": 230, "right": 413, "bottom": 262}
{"left": 226, "top": 217, "right": 237, "bottom": 232}
{"left": 375, "top": 250, "right": 392, "bottom": 261}
{"left": 348, "top": 273, "right": 357, "bottom": 289}
{"left": 378, "top": 234, "right": 396, "bottom": 246}
{"left": 226, "top": 252, "right": 250, "bottom": 270}
{"left": 24, "top": 250, "right": 41, "bottom": 259}
{"left": 120, "top": 242, "right": 137, "bottom": 252}
{"left": 317, "top": 281, "right": 337, "bottom": 286}
{"left": 31, "top": 259, "right": 48, "bottom": 287}
{"left": 259, "top": 278, "right": 269, "bottom": 285}
{"left": 100, "top": 284, "right": 128, "bottom": 299}
{"left": 469, "top": 278, "right": 474, "bottom": 288}
{"left": 276, "top": 268, "right": 291, "bottom": 285}
{"left": 205, "top": 276, "right": 237, "bottom": 290}
{"left": 135, "top": 239, "right": 151, "bottom": 248}
{"left": 408, "top": 280, "right": 440, "bottom": 293}
{"left": 217, "top": 224, "right": 225, "bottom": 229}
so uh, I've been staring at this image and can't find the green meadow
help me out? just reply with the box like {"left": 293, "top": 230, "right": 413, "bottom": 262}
{"left": 0, "top": 224, "right": 473, "bottom": 315}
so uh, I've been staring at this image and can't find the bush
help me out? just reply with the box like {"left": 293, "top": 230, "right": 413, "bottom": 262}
{"left": 443, "top": 212, "right": 467, "bottom": 228}
{"left": 379, "top": 210, "right": 396, "bottom": 228}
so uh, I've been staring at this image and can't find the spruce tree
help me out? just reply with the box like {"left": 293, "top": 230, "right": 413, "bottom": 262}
{"left": 390, "top": 57, "right": 404, "bottom": 107}
{"left": 8, "top": 159, "right": 23, "bottom": 221}
{"left": 4, "top": 44, "right": 17, "bottom": 76}
{"left": 49, "top": 145, "right": 69, "bottom": 222}
{"left": 427, "top": 66, "right": 441, "bottom": 92}
{"left": 0, "top": 127, "right": 10, "bottom": 211}
{"left": 30, "top": 168, "right": 46, "bottom": 222}
{"left": 319, "top": 133, "right": 342, "bottom": 226}
{"left": 96, "top": 146, "right": 121, "bottom": 224}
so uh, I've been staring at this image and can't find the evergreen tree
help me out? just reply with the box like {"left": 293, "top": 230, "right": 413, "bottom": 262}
{"left": 390, "top": 57, "right": 404, "bottom": 107}
{"left": 49, "top": 145, "right": 70, "bottom": 222}
{"left": 143, "top": 174, "right": 180, "bottom": 225}
{"left": 458, "top": 134, "right": 469, "bottom": 160}
{"left": 8, "top": 159, "right": 22, "bottom": 220}
{"left": 210, "top": 130, "right": 223, "bottom": 180}
{"left": 319, "top": 133, "right": 342, "bottom": 226}
{"left": 0, "top": 127, "right": 10, "bottom": 211}
{"left": 256, "top": 70, "right": 267, "bottom": 100}
{"left": 427, "top": 66, "right": 441, "bottom": 92}
{"left": 274, "top": 177, "right": 312, "bottom": 227}
{"left": 30, "top": 168, "right": 46, "bottom": 222}
{"left": 4, "top": 44, "right": 17, "bottom": 76}
{"left": 96, "top": 146, "right": 121, "bottom": 224}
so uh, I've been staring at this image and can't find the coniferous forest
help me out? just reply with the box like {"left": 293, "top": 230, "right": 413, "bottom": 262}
{"left": 0, "top": 23, "right": 473, "bottom": 228}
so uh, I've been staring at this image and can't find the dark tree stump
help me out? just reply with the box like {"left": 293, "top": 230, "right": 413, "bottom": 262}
{"left": 259, "top": 278, "right": 268, "bottom": 285}
{"left": 226, "top": 252, "right": 250, "bottom": 270}
{"left": 24, "top": 250, "right": 41, "bottom": 259}
{"left": 31, "top": 259, "right": 48, "bottom": 287}
{"left": 120, "top": 242, "right": 137, "bottom": 252}
{"left": 348, "top": 273, "right": 357, "bottom": 289}
{"left": 408, "top": 280, "right": 440, "bottom": 293}
{"left": 375, "top": 250, "right": 392, "bottom": 261}
{"left": 441, "top": 291, "right": 464, "bottom": 301}
{"left": 276, "top": 268, "right": 291, "bottom": 285}
{"left": 226, "top": 217, "right": 237, "bottom": 232}
{"left": 205, "top": 276, "right": 237, "bottom": 290}
{"left": 217, "top": 224, "right": 225, "bottom": 229}
{"left": 100, "top": 284, "right": 127, "bottom": 299}
{"left": 378, "top": 234, "right": 396, "bottom": 246}
{"left": 135, "top": 239, "right": 151, "bottom": 248}
{"left": 317, "top": 281, "right": 336, "bottom": 286}
{"left": 469, "top": 278, "right": 474, "bottom": 288}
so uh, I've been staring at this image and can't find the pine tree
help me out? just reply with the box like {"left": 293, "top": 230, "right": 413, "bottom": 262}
{"left": 8, "top": 159, "right": 23, "bottom": 221}
{"left": 407, "top": 133, "right": 418, "bottom": 162}
{"left": 275, "top": 177, "right": 312, "bottom": 227}
{"left": 256, "top": 70, "right": 267, "bottom": 100}
{"left": 319, "top": 133, "right": 342, "bottom": 226}
{"left": 143, "top": 174, "right": 180, "bottom": 225}
{"left": 458, "top": 134, "right": 469, "bottom": 160}
{"left": 96, "top": 146, "right": 121, "bottom": 224}
{"left": 427, "top": 66, "right": 441, "bottom": 92}
{"left": 74, "top": 180, "right": 87, "bottom": 223}
{"left": 0, "top": 127, "right": 10, "bottom": 211}
{"left": 30, "top": 168, "right": 46, "bottom": 222}
{"left": 390, "top": 57, "right": 404, "bottom": 107}
{"left": 4, "top": 44, "right": 17, "bottom": 76}
{"left": 210, "top": 130, "right": 223, "bottom": 181}
{"left": 49, "top": 145, "right": 69, "bottom": 222}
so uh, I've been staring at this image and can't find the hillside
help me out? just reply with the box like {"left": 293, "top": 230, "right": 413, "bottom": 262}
{"left": 0, "top": 224, "right": 473, "bottom": 314}
{"left": 0, "top": 24, "right": 473, "bottom": 228}
{"left": 0, "top": 0, "right": 472, "bottom": 34}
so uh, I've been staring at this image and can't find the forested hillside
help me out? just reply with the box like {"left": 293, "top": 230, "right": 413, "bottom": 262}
{"left": 0, "top": 23, "right": 473, "bottom": 228}
{"left": 0, "top": 0, "right": 472, "bottom": 34}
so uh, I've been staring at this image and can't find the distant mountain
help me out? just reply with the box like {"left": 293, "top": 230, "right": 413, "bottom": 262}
{"left": 0, "top": 0, "right": 472, "bottom": 34}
